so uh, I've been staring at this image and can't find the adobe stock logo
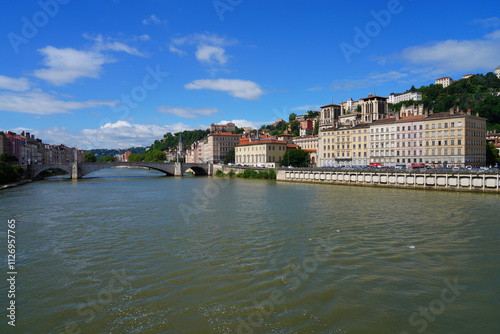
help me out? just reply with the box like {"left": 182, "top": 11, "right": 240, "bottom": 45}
{"left": 7, "top": 0, "right": 71, "bottom": 54}
{"left": 339, "top": 0, "right": 403, "bottom": 63}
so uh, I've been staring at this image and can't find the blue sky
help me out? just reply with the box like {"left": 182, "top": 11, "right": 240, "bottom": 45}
{"left": 1, "top": 0, "right": 500, "bottom": 149}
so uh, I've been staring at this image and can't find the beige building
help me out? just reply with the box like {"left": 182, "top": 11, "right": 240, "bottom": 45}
{"left": 423, "top": 110, "right": 486, "bottom": 167}
{"left": 293, "top": 135, "right": 318, "bottom": 166}
{"left": 235, "top": 140, "right": 296, "bottom": 168}
{"left": 210, "top": 122, "right": 235, "bottom": 133}
{"left": 435, "top": 77, "right": 453, "bottom": 88}
{"left": 319, "top": 127, "right": 354, "bottom": 167}
{"left": 350, "top": 124, "right": 370, "bottom": 166}
{"left": 203, "top": 132, "right": 242, "bottom": 163}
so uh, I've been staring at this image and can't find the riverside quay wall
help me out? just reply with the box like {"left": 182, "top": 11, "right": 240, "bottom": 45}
{"left": 276, "top": 168, "right": 500, "bottom": 193}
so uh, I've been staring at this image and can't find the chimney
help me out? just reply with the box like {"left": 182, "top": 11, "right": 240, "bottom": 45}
{"left": 449, "top": 107, "right": 454, "bottom": 115}
{"left": 476, "top": 112, "right": 479, "bottom": 117}
{"left": 396, "top": 113, "right": 400, "bottom": 120}
{"left": 467, "top": 109, "right": 471, "bottom": 115}
{"left": 424, "top": 108, "right": 429, "bottom": 117}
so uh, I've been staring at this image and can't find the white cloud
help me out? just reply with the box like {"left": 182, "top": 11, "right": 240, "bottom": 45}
{"left": 216, "top": 119, "right": 270, "bottom": 130}
{"left": 169, "top": 33, "right": 236, "bottom": 67}
{"left": 330, "top": 71, "right": 408, "bottom": 91}
{"left": 33, "top": 46, "right": 109, "bottom": 86}
{"left": 306, "top": 85, "right": 324, "bottom": 92}
{"left": 23, "top": 121, "right": 194, "bottom": 149}
{"left": 0, "top": 88, "right": 115, "bottom": 115}
{"left": 473, "top": 17, "right": 500, "bottom": 28}
{"left": 398, "top": 33, "right": 500, "bottom": 73}
{"left": 169, "top": 45, "right": 186, "bottom": 56}
{"left": 195, "top": 45, "right": 227, "bottom": 65}
{"left": 158, "top": 106, "right": 220, "bottom": 119}
{"left": 33, "top": 36, "right": 144, "bottom": 86}
{"left": 484, "top": 29, "right": 500, "bottom": 40}
{"left": 139, "top": 34, "right": 151, "bottom": 41}
{"left": 291, "top": 105, "right": 321, "bottom": 112}
{"left": 0, "top": 75, "right": 30, "bottom": 91}
{"left": 142, "top": 14, "right": 167, "bottom": 25}
{"left": 185, "top": 79, "right": 264, "bottom": 100}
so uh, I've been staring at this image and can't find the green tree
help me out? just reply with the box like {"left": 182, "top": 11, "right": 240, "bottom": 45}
{"left": 144, "top": 149, "right": 166, "bottom": 162}
{"left": 0, "top": 153, "right": 18, "bottom": 164}
{"left": 0, "top": 162, "right": 23, "bottom": 183}
{"left": 281, "top": 149, "right": 310, "bottom": 167}
{"left": 486, "top": 143, "right": 500, "bottom": 166}
{"left": 84, "top": 152, "right": 96, "bottom": 163}
{"left": 12, "top": 165, "right": 24, "bottom": 179}
{"left": 313, "top": 120, "right": 319, "bottom": 135}
{"left": 99, "top": 155, "right": 115, "bottom": 162}
{"left": 289, "top": 113, "right": 297, "bottom": 121}
{"left": 223, "top": 147, "right": 235, "bottom": 164}
{"left": 304, "top": 110, "right": 319, "bottom": 119}
{"left": 128, "top": 153, "right": 145, "bottom": 162}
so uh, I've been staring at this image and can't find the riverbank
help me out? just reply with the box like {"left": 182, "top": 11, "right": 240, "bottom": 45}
{"left": 276, "top": 168, "right": 500, "bottom": 193}
{"left": 0, "top": 179, "right": 32, "bottom": 191}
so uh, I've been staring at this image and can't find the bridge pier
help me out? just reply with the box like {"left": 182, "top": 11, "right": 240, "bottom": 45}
{"left": 71, "top": 163, "right": 82, "bottom": 179}
{"left": 174, "top": 162, "right": 183, "bottom": 176}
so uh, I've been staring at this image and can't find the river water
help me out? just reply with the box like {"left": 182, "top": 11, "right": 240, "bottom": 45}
{"left": 0, "top": 168, "right": 499, "bottom": 333}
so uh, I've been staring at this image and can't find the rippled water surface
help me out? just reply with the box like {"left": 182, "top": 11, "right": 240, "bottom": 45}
{"left": 1, "top": 168, "right": 499, "bottom": 333}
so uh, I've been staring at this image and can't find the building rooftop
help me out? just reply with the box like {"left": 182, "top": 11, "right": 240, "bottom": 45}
{"left": 210, "top": 132, "right": 241, "bottom": 136}
{"left": 320, "top": 103, "right": 340, "bottom": 108}
{"left": 359, "top": 95, "right": 388, "bottom": 101}
{"left": 371, "top": 117, "right": 397, "bottom": 124}
{"left": 436, "top": 76, "right": 452, "bottom": 80}
{"left": 396, "top": 115, "right": 427, "bottom": 122}
{"left": 236, "top": 140, "right": 287, "bottom": 147}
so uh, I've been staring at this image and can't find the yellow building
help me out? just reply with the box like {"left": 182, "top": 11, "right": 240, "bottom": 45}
{"left": 235, "top": 140, "right": 296, "bottom": 168}
{"left": 351, "top": 124, "right": 370, "bottom": 166}
{"left": 293, "top": 135, "right": 318, "bottom": 165}
{"left": 423, "top": 110, "right": 486, "bottom": 167}
{"left": 319, "top": 127, "right": 354, "bottom": 167}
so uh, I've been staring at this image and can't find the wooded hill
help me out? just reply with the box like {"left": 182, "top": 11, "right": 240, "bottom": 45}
{"left": 389, "top": 72, "right": 500, "bottom": 130}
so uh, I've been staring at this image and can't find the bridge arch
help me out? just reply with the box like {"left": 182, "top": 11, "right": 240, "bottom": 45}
{"left": 184, "top": 166, "right": 209, "bottom": 175}
{"left": 32, "top": 165, "right": 73, "bottom": 179}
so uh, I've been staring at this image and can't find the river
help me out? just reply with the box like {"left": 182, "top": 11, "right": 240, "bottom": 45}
{"left": 0, "top": 168, "right": 499, "bottom": 333}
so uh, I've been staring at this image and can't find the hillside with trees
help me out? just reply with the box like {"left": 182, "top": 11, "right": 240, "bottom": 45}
{"left": 86, "top": 147, "right": 147, "bottom": 160}
{"left": 389, "top": 72, "right": 500, "bottom": 130}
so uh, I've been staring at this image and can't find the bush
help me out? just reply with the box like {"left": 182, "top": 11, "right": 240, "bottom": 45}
{"left": 215, "top": 169, "right": 225, "bottom": 176}
{"left": 0, "top": 162, "right": 17, "bottom": 184}
{"left": 228, "top": 169, "right": 235, "bottom": 177}
{"left": 236, "top": 168, "right": 276, "bottom": 179}
{"left": 12, "top": 165, "right": 24, "bottom": 179}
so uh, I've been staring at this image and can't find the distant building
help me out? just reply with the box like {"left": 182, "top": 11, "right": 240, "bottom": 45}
{"left": 496, "top": 65, "right": 500, "bottom": 79}
{"left": 210, "top": 122, "right": 235, "bottom": 133}
{"left": 293, "top": 135, "right": 318, "bottom": 166}
{"left": 121, "top": 151, "right": 132, "bottom": 162}
{"left": 463, "top": 74, "right": 473, "bottom": 79}
{"left": 388, "top": 91, "right": 422, "bottom": 104}
{"left": 235, "top": 140, "right": 297, "bottom": 168}
{"left": 435, "top": 77, "right": 453, "bottom": 88}
{"left": 203, "top": 132, "right": 242, "bottom": 163}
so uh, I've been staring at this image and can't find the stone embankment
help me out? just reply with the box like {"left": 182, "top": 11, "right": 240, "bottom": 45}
{"left": 276, "top": 168, "right": 500, "bottom": 193}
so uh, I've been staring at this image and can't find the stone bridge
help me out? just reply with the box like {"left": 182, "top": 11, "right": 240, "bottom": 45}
{"left": 29, "top": 162, "right": 211, "bottom": 179}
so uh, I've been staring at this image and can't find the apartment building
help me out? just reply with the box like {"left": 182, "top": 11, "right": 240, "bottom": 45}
{"left": 235, "top": 140, "right": 290, "bottom": 167}
{"left": 423, "top": 110, "right": 486, "bottom": 167}
{"left": 293, "top": 135, "right": 318, "bottom": 165}
{"left": 203, "top": 132, "right": 242, "bottom": 163}
{"left": 388, "top": 91, "right": 422, "bottom": 104}
{"left": 435, "top": 77, "right": 453, "bottom": 88}
{"left": 351, "top": 124, "right": 370, "bottom": 167}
